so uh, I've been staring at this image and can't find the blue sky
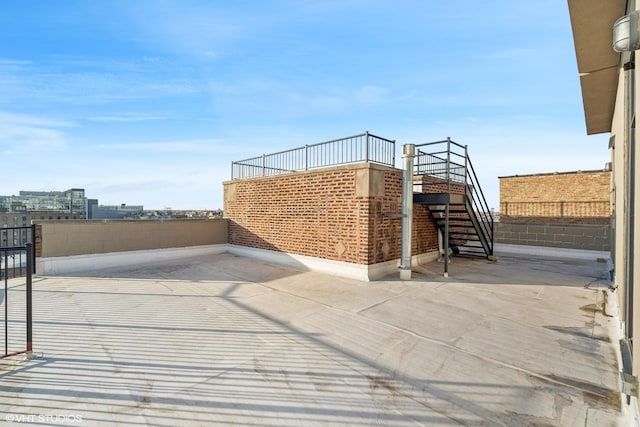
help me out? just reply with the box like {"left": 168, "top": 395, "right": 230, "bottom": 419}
{"left": 0, "top": 1, "right": 608, "bottom": 210}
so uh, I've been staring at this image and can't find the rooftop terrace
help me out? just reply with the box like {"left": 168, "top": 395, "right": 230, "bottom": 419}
{"left": 0, "top": 249, "right": 631, "bottom": 426}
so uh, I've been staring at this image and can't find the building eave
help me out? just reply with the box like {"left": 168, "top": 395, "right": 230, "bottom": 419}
{"left": 567, "top": 0, "right": 626, "bottom": 135}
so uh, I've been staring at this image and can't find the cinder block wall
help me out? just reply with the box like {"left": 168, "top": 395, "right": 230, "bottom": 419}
{"left": 495, "top": 222, "right": 610, "bottom": 251}
{"left": 224, "top": 163, "right": 438, "bottom": 265}
{"left": 499, "top": 170, "right": 611, "bottom": 220}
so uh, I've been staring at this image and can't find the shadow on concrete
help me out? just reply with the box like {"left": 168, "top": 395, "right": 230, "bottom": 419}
{"left": 0, "top": 250, "right": 623, "bottom": 425}
{"left": 401, "top": 254, "right": 611, "bottom": 288}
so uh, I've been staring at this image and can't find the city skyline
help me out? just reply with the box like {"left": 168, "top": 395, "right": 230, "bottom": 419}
{"left": 0, "top": 1, "right": 609, "bottom": 209}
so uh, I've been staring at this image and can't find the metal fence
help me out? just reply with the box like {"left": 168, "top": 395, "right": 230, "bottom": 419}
{"left": 500, "top": 201, "right": 610, "bottom": 218}
{"left": 231, "top": 132, "right": 396, "bottom": 179}
{"left": 1, "top": 225, "right": 36, "bottom": 275}
{"left": 414, "top": 152, "right": 466, "bottom": 184}
{"left": 1, "top": 243, "right": 33, "bottom": 358}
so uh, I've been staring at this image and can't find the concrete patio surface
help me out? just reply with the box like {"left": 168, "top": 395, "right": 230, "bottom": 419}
{"left": 0, "top": 252, "right": 632, "bottom": 426}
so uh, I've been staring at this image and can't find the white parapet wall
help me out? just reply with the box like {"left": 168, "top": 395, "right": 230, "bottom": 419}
{"left": 37, "top": 244, "right": 228, "bottom": 276}
{"left": 494, "top": 243, "right": 610, "bottom": 261}
{"left": 36, "top": 243, "right": 439, "bottom": 282}
{"left": 226, "top": 245, "right": 439, "bottom": 281}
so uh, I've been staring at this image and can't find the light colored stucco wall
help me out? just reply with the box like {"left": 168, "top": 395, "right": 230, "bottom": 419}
{"left": 608, "top": 40, "right": 640, "bottom": 376}
{"left": 633, "top": 53, "right": 640, "bottom": 377}
{"left": 37, "top": 219, "right": 228, "bottom": 258}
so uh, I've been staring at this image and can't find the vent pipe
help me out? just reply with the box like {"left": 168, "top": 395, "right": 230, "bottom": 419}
{"left": 400, "top": 144, "right": 415, "bottom": 280}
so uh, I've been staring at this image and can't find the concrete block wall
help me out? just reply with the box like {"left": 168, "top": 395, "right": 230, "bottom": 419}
{"left": 497, "top": 170, "right": 611, "bottom": 251}
{"left": 224, "top": 163, "right": 438, "bottom": 266}
{"left": 495, "top": 221, "right": 610, "bottom": 251}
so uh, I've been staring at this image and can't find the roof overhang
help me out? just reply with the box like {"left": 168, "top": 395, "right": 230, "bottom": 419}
{"left": 567, "top": 0, "right": 626, "bottom": 134}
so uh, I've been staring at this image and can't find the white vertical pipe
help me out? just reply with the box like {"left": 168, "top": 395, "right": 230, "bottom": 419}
{"left": 400, "top": 144, "right": 415, "bottom": 280}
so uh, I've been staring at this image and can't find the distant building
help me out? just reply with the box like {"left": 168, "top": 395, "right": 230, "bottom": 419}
{"left": 0, "top": 188, "right": 88, "bottom": 220}
{"left": 0, "top": 187, "right": 222, "bottom": 223}
{"left": 496, "top": 170, "right": 611, "bottom": 252}
{"left": 89, "top": 204, "right": 144, "bottom": 219}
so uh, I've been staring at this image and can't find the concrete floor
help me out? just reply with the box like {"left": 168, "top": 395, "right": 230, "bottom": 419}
{"left": 0, "top": 252, "right": 632, "bottom": 426}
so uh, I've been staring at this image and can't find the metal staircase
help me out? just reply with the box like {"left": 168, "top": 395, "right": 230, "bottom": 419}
{"left": 413, "top": 138, "right": 494, "bottom": 258}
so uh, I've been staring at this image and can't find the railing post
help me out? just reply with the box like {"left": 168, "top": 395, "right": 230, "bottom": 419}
{"left": 365, "top": 131, "right": 370, "bottom": 163}
{"left": 464, "top": 145, "right": 468, "bottom": 189}
{"left": 305, "top": 145, "right": 309, "bottom": 170}
{"left": 3, "top": 249, "right": 7, "bottom": 357}
{"left": 262, "top": 154, "right": 266, "bottom": 177}
{"left": 392, "top": 140, "right": 396, "bottom": 167}
{"left": 25, "top": 243, "right": 33, "bottom": 355}
{"left": 445, "top": 137, "right": 451, "bottom": 277}
{"left": 31, "top": 224, "right": 36, "bottom": 274}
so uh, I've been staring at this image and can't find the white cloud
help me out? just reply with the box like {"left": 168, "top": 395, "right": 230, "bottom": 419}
{"left": 86, "top": 113, "right": 169, "bottom": 123}
{"left": 0, "top": 112, "right": 71, "bottom": 152}
{"left": 83, "top": 139, "right": 245, "bottom": 155}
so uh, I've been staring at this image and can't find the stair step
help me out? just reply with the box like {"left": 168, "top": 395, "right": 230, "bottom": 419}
{"left": 455, "top": 247, "right": 486, "bottom": 253}
{"left": 415, "top": 186, "right": 493, "bottom": 258}
{"left": 434, "top": 220, "right": 474, "bottom": 226}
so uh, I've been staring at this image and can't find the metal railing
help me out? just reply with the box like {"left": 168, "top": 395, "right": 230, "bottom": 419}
{"left": 500, "top": 201, "right": 610, "bottom": 218}
{"left": 1, "top": 225, "right": 36, "bottom": 275}
{"left": 231, "top": 132, "right": 396, "bottom": 179}
{"left": 414, "top": 152, "right": 466, "bottom": 183}
{"left": 414, "top": 138, "right": 494, "bottom": 255}
{"left": 1, "top": 243, "right": 33, "bottom": 358}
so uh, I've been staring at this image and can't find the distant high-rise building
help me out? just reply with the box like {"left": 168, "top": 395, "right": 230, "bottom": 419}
{"left": 0, "top": 188, "right": 88, "bottom": 217}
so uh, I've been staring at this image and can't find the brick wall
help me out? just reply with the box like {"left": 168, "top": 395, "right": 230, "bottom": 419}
{"left": 224, "top": 163, "right": 438, "bottom": 265}
{"left": 497, "top": 170, "right": 611, "bottom": 251}
{"left": 417, "top": 176, "right": 467, "bottom": 195}
{"left": 499, "top": 170, "right": 611, "bottom": 222}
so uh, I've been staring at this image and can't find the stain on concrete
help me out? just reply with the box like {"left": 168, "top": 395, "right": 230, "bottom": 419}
{"left": 367, "top": 375, "right": 398, "bottom": 394}
{"left": 580, "top": 303, "right": 604, "bottom": 315}
{"left": 544, "top": 374, "right": 620, "bottom": 412}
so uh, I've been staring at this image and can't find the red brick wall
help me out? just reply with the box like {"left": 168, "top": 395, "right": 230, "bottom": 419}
{"left": 499, "top": 170, "right": 611, "bottom": 222}
{"left": 224, "top": 163, "right": 438, "bottom": 265}
{"left": 419, "top": 176, "right": 467, "bottom": 195}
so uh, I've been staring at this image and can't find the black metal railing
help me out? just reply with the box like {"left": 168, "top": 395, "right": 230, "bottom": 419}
{"left": 414, "top": 138, "right": 494, "bottom": 255}
{"left": 414, "top": 152, "right": 466, "bottom": 183}
{"left": 1, "top": 243, "right": 33, "bottom": 358}
{"left": 500, "top": 201, "right": 610, "bottom": 218}
{"left": 1, "top": 225, "right": 36, "bottom": 275}
{"left": 231, "top": 132, "right": 396, "bottom": 179}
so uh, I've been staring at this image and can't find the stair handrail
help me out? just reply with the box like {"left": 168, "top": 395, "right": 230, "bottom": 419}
{"left": 465, "top": 153, "right": 494, "bottom": 254}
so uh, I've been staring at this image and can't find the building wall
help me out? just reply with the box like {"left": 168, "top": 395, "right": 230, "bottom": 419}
{"left": 497, "top": 171, "right": 611, "bottom": 251}
{"left": 37, "top": 219, "right": 228, "bottom": 257}
{"left": 419, "top": 176, "right": 467, "bottom": 195}
{"left": 499, "top": 171, "right": 611, "bottom": 220}
{"left": 1, "top": 212, "right": 84, "bottom": 228}
{"left": 609, "top": 42, "right": 640, "bottom": 376}
{"left": 567, "top": 0, "right": 640, "bottom": 402}
{"left": 495, "top": 222, "right": 610, "bottom": 251}
{"left": 224, "top": 163, "right": 438, "bottom": 266}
